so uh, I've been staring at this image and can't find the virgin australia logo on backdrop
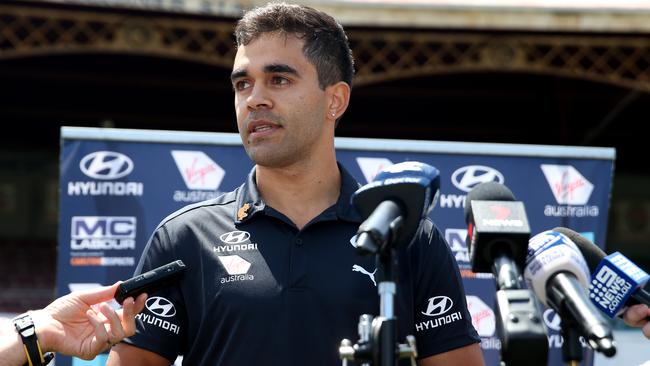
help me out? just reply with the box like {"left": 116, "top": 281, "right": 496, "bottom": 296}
{"left": 355, "top": 157, "right": 394, "bottom": 183}
{"left": 171, "top": 150, "right": 225, "bottom": 202}
{"left": 68, "top": 151, "right": 143, "bottom": 196}
{"left": 540, "top": 164, "right": 599, "bottom": 217}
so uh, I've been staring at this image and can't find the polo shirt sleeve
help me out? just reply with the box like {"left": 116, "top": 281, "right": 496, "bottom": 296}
{"left": 121, "top": 225, "right": 187, "bottom": 362}
{"left": 409, "top": 219, "right": 481, "bottom": 359}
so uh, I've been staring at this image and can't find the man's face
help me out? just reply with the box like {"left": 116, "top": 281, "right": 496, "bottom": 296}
{"left": 231, "top": 32, "right": 330, "bottom": 168}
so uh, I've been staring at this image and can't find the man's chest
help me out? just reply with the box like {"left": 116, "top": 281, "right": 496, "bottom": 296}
{"left": 191, "top": 220, "right": 380, "bottom": 316}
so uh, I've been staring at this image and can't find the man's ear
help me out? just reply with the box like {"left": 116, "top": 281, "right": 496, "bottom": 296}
{"left": 326, "top": 81, "right": 351, "bottom": 121}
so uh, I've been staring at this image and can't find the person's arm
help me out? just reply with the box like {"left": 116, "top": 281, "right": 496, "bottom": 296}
{"left": 418, "top": 343, "right": 485, "bottom": 366}
{"left": 409, "top": 221, "right": 484, "bottom": 363}
{"left": 0, "top": 282, "right": 146, "bottom": 366}
{"left": 623, "top": 303, "right": 650, "bottom": 339}
{"left": 0, "top": 318, "right": 29, "bottom": 366}
{"left": 107, "top": 343, "right": 171, "bottom": 366}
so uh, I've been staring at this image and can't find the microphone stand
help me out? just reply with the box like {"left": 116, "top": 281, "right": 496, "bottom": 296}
{"left": 546, "top": 272, "right": 617, "bottom": 364}
{"left": 339, "top": 213, "right": 417, "bottom": 366}
{"left": 559, "top": 316, "right": 583, "bottom": 366}
{"left": 491, "top": 250, "right": 548, "bottom": 366}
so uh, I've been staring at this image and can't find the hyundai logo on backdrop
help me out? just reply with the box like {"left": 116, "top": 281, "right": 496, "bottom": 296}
{"left": 451, "top": 165, "right": 505, "bottom": 192}
{"left": 80, "top": 151, "right": 133, "bottom": 179}
{"left": 439, "top": 165, "right": 504, "bottom": 209}
{"left": 68, "top": 151, "right": 143, "bottom": 196}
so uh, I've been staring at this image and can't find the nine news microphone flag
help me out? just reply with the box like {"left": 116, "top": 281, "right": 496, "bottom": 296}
{"left": 58, "top": 127, "right": 615, "bottom": 366}
{"left": 555, "top": 227, "right": 650, "bottom": 318}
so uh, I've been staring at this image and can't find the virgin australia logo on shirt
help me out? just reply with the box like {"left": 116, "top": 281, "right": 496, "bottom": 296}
{"left": 218, "top": 255, "right": 254, "bottom": 283}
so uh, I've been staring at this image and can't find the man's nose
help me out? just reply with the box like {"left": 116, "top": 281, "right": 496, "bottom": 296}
{"left": 247, "top": 84, "right": 272, "bottom": 110}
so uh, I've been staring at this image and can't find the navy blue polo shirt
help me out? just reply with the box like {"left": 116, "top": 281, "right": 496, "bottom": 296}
{"left": 124, "top": 164, "right": 479, "bottom": 365}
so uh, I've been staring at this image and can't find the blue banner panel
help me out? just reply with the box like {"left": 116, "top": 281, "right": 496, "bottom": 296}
{"left": 58, "top": 127, "right": 615, "bottom": 366}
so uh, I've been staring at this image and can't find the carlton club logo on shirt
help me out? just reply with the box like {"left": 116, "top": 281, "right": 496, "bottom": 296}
{"left": 136, "top": 296, "right": 180, "bottom": 335}
{"left": 415, "top": 295, "right": 463, "bottom": 332}
{"left": 217, "top": 255, "right": 254, "bottom": 284}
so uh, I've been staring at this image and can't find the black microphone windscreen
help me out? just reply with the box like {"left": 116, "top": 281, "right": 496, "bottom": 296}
{"left": 553, "top": 226, "right": 606, "bottom": 272}
{"left": 464, "top": 181, "right": 516, "bottom": 224}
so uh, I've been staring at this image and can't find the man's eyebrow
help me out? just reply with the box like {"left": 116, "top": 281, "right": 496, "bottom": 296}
{"left": 265, "top": 63, "right": 300, "bottom": 77}
{"left": 230, "top": 69, "right": 247, "bottom": 82}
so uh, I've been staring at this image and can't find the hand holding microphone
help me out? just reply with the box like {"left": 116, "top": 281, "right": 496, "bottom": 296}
{"left": 554, "top": 227, "right": 650, "bottom": 339}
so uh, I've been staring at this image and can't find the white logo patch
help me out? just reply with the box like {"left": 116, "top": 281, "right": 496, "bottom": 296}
{"left": 540, "top": 164, "right": 594, "bottom": 205}
{"left": 219, "top": 231, "right": 250, "bottom": 244}
{"left": 422, "top": 296, "right": 454, "bottom": 317}
{"left": 145, "top": 296, "right": 176, "bottom": 317}
{"left": 80, "top": 151, "right": 134, "bottom": 180}
{"left": 356, "top": 157, "right": 394, "bottom": 183}
{"left": 466, "top": 295, "right": 495, "bottom": 337}
{"left": 218, "top": 255, "right": 251, "bottom": 275}
{"left": 451, "top": 165, "right": 504, "bottom": 192}
{"left": 171, "top": 150, "right": 225, "bottom": 190}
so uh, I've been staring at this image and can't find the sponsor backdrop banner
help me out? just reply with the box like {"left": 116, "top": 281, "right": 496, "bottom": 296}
{"left": 58, "top": 127, "right": 615, "bottom": 366}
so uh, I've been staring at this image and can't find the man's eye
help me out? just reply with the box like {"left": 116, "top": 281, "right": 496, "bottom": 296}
{"left": 271, "top": 76, "right": 289, "bottom": 85}
{"left": 234, "top": 80, "right": 251, "bottom": 91}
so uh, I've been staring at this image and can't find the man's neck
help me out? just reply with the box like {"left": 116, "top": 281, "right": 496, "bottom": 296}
{"left": 256, "top": 157, "right": 341, "bottom": 230}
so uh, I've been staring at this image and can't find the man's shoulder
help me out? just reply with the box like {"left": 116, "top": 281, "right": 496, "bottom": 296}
{"left": 158, "top": 189, "right": 239, "bottom": 230}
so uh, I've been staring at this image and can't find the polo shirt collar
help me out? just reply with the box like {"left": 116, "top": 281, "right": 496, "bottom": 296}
{"left": 233, "top": 163, "right": 363, "bottom": 224}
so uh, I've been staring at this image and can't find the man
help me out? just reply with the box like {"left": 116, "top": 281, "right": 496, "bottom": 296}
{"left": 108, "top": 3, "right": 484, "bottom": 365}
{"left": 0, "top": 282, "right": 146, "bottom": 366}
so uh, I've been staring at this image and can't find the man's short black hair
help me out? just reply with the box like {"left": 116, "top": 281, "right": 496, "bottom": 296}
{"left": 234, "top": 2, "right": 355, "bottom": 90}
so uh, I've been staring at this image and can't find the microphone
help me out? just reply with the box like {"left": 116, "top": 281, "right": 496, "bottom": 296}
{"left": 351, "top": 161, "right": 440, "bottom": 255}
{"left": 464, "top": 182, "right": 530, "bottom": 288}
{"left": 464, "top": 182, "right": 548, "bottom": 366}
{"left": 554, "top": 227, "right": 650, "bottom": 317}
{"left": 524, "top": 230, "right": 616, "bottom": 356}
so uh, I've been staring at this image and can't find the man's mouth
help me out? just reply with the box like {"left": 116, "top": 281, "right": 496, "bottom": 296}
{"left": 248, "top": 120, "right": 280, "bottom": 139}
